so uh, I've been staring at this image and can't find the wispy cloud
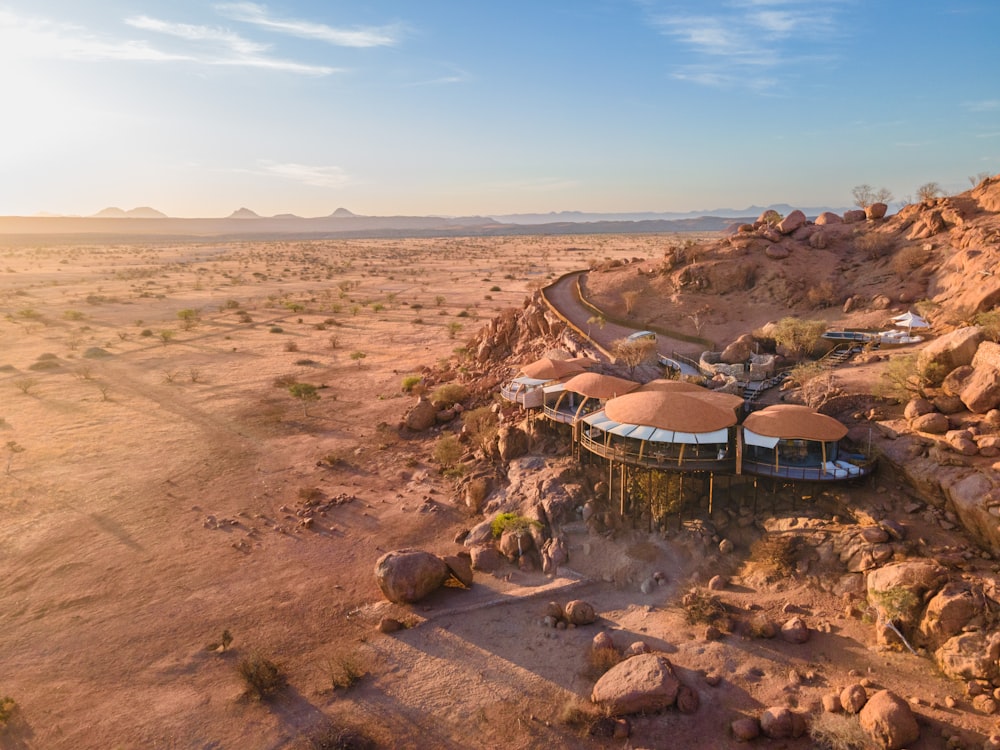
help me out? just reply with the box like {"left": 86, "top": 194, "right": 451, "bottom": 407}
{"left": 646, "top": 0, "right": 845, "bottom": 90}
{"left": 216, "top": 2, "right": 401, "bottom": 47}
{"left": 257, "top": 161, "right": 352, "bottom": 188}
{"left": 0, "top": 9, "right": 339, "bottom": 75}
{"left": 965, "top": 99, "right": 1000, "bottom": 113}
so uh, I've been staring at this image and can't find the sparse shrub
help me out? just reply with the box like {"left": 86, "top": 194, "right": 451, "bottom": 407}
{"left": 430, "top": 383, "right": 467, "bottom": 408}
{"left": 916, "top": 181, "right": 943, "bottom": 202}
{"left": 328, "top": 334, "right": 341, "bottom": 349}
{"left": 158, "top": 329, "right": 175, "bottom": 345}
{"left": 140, "top": 328, "right": 153, "bottom": 337}
{"left": 306, "top": 722, "right": 377, "bottom": 750}
{"left": 788, "top": 361, "right": 824, "bottom": 387}
{"left": 176, "top": 308, "right": 199, "bottom": 330}
{"left": 681, "top": 588, "right": 728, "bottom": 626}
{"left": 327, "top": 654, "right": 365, "bottom": 691}
{"left": 5, "top": 441, "right": 25, "bottom": 474}
{"left": 490, "top": 512, "right": 540, "bottom": 538}
{"left": 748, "top": 534, "right": 798, "bottom": 581}
{"left": 237, "top": 311, "right": 252, "bottom": 323}
{"left": 400, "top": 374, "right": 422, "bottom": 392}
{"left": 583, "top": 644, "right": 623, "bottom": 681}
{"left": 13, "top": 379, "right": 37, "bottom": 395}
{"left": 892, "top": 243, "right": 934, "bottom": 274}
{"left": 432, "top": 434, "right": 464, "bottom": 472}
{"left": 63, "top": 310, "right": 85, "bottom": 321}
{"left": 284, "top": 340, "right": 299, "bottom": 352}
{"left": 854, "top": 232, "right": 894, "bottom": 260}
{"left": 489, "top": 285, "right": 501, "bottom": 292}
{"left": 238, "top": 651, "right": 286, "bottom": 700}
{"left": 808, "top": 712, "right": 871, "bottom": 750}
{"left": 223, "top": 299, "right": 240, "bottom": 309}
{"left": 462, "top": 406, "right": 498, "bottom": 455}
{"left": 806, "top": 280, "right": 839, "bottom": 309}
{"left": 877, "top": 353, "right": 943, "bottom": 401}
{"left": 0, "top": 695, "right": 17, "bottom": 727}
{"left": 973, "top": 309, "right": 1000, "bottom": 342}
{"left": 269, "top": 326, "right": 284, "bottom": 334}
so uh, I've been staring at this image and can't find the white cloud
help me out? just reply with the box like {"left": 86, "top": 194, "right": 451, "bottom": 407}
{"left": 0, "top": 9, "right": 337, "bottom": 75}
{"left": 647, "top": 0, "right": 844, "bottom": 89}
{"left": 216, "top": 2, "right": 401, "bottom": 47}
{"left": 965, "top": 99, "right": 1000, "bottom": 113}
{"left": 258, "top": 162, "right": 352, "bottom": 188}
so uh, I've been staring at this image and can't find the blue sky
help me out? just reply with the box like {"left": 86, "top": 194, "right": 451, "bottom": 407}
{"left": 1, "top": 1, "right": 998, "bottom": 218}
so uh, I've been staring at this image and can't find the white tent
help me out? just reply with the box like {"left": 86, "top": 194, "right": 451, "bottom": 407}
{"left": 890, "top": 311, "right": 930, "bottom": 333}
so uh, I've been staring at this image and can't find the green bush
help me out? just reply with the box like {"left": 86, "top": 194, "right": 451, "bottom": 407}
{"left": 401, "top": 374, "right": 422, "bottom": 392}
{"left": 432, "top": 434, "right": 464, "bottom": 471}
{"left": 490, "top": 512, "right": 540, "bottom": 538}
{"left": 430, "top": 383, "right": 467, "bottom": 408}
{"left": 269, "top": 326, "right": 284, "bottom": 333}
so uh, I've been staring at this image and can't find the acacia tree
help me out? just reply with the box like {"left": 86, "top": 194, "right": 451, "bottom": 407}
{"left": 851, "top": 184, "right": 893, "bottom": 209}
{"left": 612, "top": 337, "right": 657, "bottom": 376}
{"left": 916, "top": 182, "right": 943, "bottom": 202}
{"left": 287, "top": 382, "right": 320, "bottom": 417}
{"left": 771, "top": 317, "right": 827, "bottom": 360}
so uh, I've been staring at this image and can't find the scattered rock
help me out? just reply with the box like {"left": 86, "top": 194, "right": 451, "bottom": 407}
{"left": 780, "top": 616, "right": 810, "bottom": 644}
{"left": 841, "top": 683, "right": 868, "bottom": 714}
{"left": 565, "top": 600, "right": 597, "bottom": 626}
{"left": 759, "top": 706, "right": 794, "bottom": 739}
{"left": 377, "top": 617, "right": 405, "bottom": 634}
{"left": 731, "top": 716, "right": 760, "bottom": 741}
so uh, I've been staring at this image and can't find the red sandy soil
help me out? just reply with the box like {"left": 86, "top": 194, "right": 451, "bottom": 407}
{"left": 1, "top": 234, "right": 997, "bottom": 749}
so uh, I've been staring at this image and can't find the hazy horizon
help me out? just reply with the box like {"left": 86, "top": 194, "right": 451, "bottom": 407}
{"left": 2, "top": 1, "right": 998, "bottom": 218}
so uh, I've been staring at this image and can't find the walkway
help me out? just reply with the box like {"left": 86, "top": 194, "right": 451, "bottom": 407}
{"left": 542, "top": 271, "right": 702, "bottom": 375}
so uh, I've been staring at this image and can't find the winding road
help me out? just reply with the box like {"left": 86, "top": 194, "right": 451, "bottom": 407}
{"left": 542, "top": 270, "right": 702, "bottom": 374}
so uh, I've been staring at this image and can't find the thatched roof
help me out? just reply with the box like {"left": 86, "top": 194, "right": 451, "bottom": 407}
{"left": 519, "top": 356, "right": 588, "bottom": 380}
{"left": 604, "top": 390, "right": 738, "bottom": 433}
{"left": 743, "top": 404, "right": 847, "bottom": 441}
{"left": 560, "top": 372, "right": 640, "bottom": 400}
{"left": 637, "top": 380, "right": 744, "bottom": 410}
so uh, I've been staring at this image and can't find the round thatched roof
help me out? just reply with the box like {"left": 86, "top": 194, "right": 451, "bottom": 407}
{"left": 637, "top": 380, "right": 745, "bottom": 410}
{"left": 561, "top": 372, "right": 640, "bottom": 400}
{"left": 604, "top": 390, "right": 738, "bottom": 433}
{"left": 520, "top": 357, "right": 588, "bottom": 380}
{"left": 743, "top": 404, "right": 847, "bottom": 441}
{"left": 637, "top": 379, "right": 704, "bottom": 393}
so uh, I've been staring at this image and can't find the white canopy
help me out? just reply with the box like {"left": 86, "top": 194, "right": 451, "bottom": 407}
{"left": 743, "top": 429, "right": 781, "bottom": 449}
{"left": 890, "top": 311, "right": 930, "bottom": 329}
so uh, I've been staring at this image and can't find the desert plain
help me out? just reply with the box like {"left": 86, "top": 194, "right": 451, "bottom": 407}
{"left": 1, "top": 231, "right": 1000, "bottom": 749}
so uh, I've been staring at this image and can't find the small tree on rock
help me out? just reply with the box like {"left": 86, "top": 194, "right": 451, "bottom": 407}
{"left": 771, "top": 317, "right": 827, "bottom": 360}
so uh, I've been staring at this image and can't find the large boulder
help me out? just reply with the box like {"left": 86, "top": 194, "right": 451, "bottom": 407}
{"left": 815, "top": 211, "right": 842, "bottom": 225}
{"left": 945, "top": 470, "right": 1000, "bottom": 549}
{"left": 777, "top": 210, "right": 807, "bottom": 235}
{"left": 497, "top": 425, "right": 529, "bottom": 462}
{"left": 591, "top": 654, "right": 681, "bottom": 715}
{"left": 720, "top": 333, "right": 754, "bottom": 365}
{"left": 865, "top": 202, "right": 888, "bottom": 220}
{"left": 941, "top": 365, "right": 974, "bottom": 397}
{"left": 911, "top": 412, "right": 950, "bottom": 434}
{"left": 935, "top": 630, "right": 1000, "bottom": 682}
{"left": 973, "top": 341, "right": 1000, "bottom": 371}
{"left": 858, "top": 690, "right": 919, "bottom": 749}
{"left": 866, "top": 561, "right": 948, "bottom": 644}
{"left": 918, "top": 581, "right": 985, "bottom": 647}
{"left": 959, "top": 365, "right": 1000, "bottom": 413}
{"left": 917, "top": 327, "right": 984, "bottom": 383}
{"left": 404, "top": 397, "right": 438, "bottom": 431}
{"left": 374, "top": 549, "right": 450, "bottom": 603}
{"left": 903, "top": 397, "right": 934, "bottom": 420}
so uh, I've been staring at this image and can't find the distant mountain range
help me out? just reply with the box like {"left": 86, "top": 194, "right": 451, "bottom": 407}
{"left": 0, "top": 204, "right": 854, "bottom": 240}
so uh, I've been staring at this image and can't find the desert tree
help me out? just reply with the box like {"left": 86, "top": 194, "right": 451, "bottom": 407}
{"left": 13, "top": 378, "right": 37, "bottom": 395}
{"left": 287, "top": 382, "right": 320, "bottom": 417}
{"left": 586, "top": 314, "right": 606, "bottom": 337}
{"left": 851, "top": 184, "right": 893, "bottom": 208}
{"left": 159, "top": 329, "right": 175, "bottom": 345}
{"left": 770, "top": 317, "right": 827, "bottom": 360}
{"left": 447, "top": 321, "right": 463, "bottom": 340}
{"left": 611, "top": 337, "right": 657, "bottom": 376}
{"left": 915, "top": 181, "right": 943, "bottom": 202}
{"left": 462, "top": 406, "right": 499, "bottom": 456}
{"left": 969, "top": 172, "right": 992, "bottom": 187}
{"left": 176, "top": 308, "right": 199, "bottom": 330}
{"left": 350, "top": 351, "right": 366, "bottom": 368}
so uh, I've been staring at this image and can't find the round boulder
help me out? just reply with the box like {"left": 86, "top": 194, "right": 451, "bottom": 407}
{"left": 858, "top": 690, "right": 919, "bottom": 749}
{"left": 374, "top": 549, "right": 450, "bottom": 603}
{"left": 565, "top": 599, "right": 597, "bottom": 625}
{"left": 591, "top": 654, "right": 680, "bottom": 715}
{"left": 841, "top": 683, "right": 868, "bottom": 714}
